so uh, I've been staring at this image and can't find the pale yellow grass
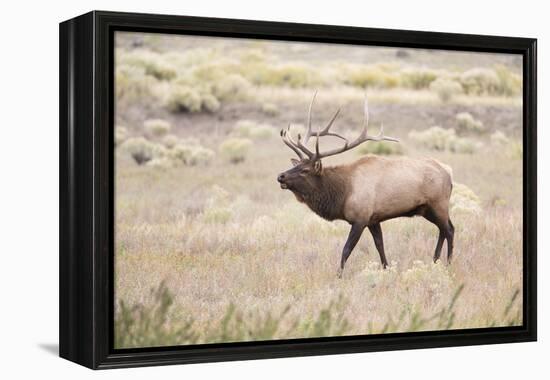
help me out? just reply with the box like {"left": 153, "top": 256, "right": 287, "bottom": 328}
{"left": 115, "top": 133, "right": 523, "bottom": 346}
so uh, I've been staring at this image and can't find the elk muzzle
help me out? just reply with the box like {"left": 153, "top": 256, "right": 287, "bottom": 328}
{"left": 277, "top": 173, "right": 288, "bottom": 189}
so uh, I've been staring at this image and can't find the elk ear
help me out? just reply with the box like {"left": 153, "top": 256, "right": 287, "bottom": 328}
{"left": 313, "top": 159, "right": 322, "bottom": 174}
{"left": 290, "top": 158, "right": 300, "bottom": 166}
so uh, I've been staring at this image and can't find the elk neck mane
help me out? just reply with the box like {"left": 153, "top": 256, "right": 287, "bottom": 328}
{"left": 299, "top": 164, "right": 353, "bottom": 221}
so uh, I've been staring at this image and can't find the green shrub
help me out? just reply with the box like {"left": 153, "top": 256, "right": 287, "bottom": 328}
{"left": 144, "top": 119, "right": 171, "bottom": 137}
{"left": 117, "top": 282, "right": 495, "bottom": 348}
{"left": 455, "top": 112, "right": 484, "bottom": 133}
{"left": 460, "top": 68, "right": 500, "bottom": 95}
{"left": 115, "top": 282, "right": 198, "bottom": 348}
{"left": 115, "top": 282, "right": 350, "bottom": 348}
{"left": 219, "top": 138, "right": 253, "bottom": 163}
{"left": 401, "top": 67, "right": 438, "bottom": 89}
{"left": 430, "top": 78, "right": 463, "bottom": 102}
{"left": 120, "top": 137, "right": 166, "bottom": 165}
{"left": 451, "top": 183, "right": 482, "bottom": 214}
{"left": 357, "top": 141, "right": 403, "bottom": 155}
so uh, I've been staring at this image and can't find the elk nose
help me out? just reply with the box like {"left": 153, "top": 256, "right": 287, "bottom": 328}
{"left": 277, "top": 173, "right": 286, "bottom": 183}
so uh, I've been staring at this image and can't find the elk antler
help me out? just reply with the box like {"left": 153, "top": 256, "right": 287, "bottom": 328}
{"left": 280, "top": 125, "right": 305, "bottom": 160}
{"left": 280, "top": 92, "right": 399, "bottom": 160}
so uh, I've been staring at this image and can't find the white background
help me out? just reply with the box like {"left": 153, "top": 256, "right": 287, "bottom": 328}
{"left": 0, "top": 0, "right": 546, "bottom": 378}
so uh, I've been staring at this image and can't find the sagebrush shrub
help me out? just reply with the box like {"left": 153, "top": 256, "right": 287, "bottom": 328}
{"left": 507, "top": 141, "right": 523, "bottom": 160}
{"left": 343, "top": 64, "right": 400, "bottom": 88}
{"left": 166, "top": 85, "right": 203, "bottom": 113}
{"left": 144, "top": 119, "right": 172, "bottom": 137}
{"left": 169, "top": 143, "right": 215, "bottom": 166}
{"left": 494, "top": 65, "right": 522, "bottom": 96}
{"left": 408, "top": 126, "right": 455, "bottom": 151}
{"left": 162, "top": 134, "right": 179, "bottom": 148}
{"left": 146, "top": 157, "right": 176, "bottom": 169}
{"left": 115, "top": 126, "right": 128, "bottom": 145}
{"left": 201, "top": 93, "right": 221, "bottom": 113}
{"left": 118, "top": 49, "right": 177, "bottom": 81}
{"left": 357, "top": 141, "right": 403, "bottom": 156}
{"left": 115, "top": 64, "right": 157, "bottom": 103}
{"left": 120, "top": 137, "right": 166, "bottom": 165}
{"left": 187, "top": 146, "right": 215, "bottom": 166}
{"left": 489, "top": 132, "right": 521, "bottom": 159}
{"left": 233, "top": 120, "right": 275, "bottom": 140}
{"left": 460, "top": 68, "right": 500, "bottom": 95}
{"left": 261, "top": 102, "right": 279, "bottom": 116}
{"left": 401, "top": 67, "right": 438, "bottom": 89}
{"left": 250, "top": 63, "right": 323, "bottom": 88}
{"left": 408, "top": 126, "right": 480, "bottom": 154}
{"left": 451, "top": 183, "right": 482, "bottom": 214}
{"left": 490, "top": 131, "right": 510, "bottom": 146}
{"left": 219, "top": 138, "right": 253, "bottom": 164}
{"left": 455, "top": 112, "right": 484, "bottom": 133}
{"left": 446, "top": 136, "right": 479, "bottom": 154}
{"left": 430, "top": 78, "right": 463, "bottom": 102}
{"left": 212, "top": 73, "right": 252, "bottom": 101}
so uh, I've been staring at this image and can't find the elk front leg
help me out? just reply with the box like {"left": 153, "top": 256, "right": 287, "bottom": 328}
{"left": 337, "top": 223, "right": 365, "bottom": 278}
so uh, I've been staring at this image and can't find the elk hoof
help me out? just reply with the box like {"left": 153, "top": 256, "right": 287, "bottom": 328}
{"left": 336, "top": 268, "right": 343, "bottom": 279}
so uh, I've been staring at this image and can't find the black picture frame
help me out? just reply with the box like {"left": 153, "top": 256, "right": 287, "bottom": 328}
{"left": 59, "top": 10, "right": 537, "bottom": 370}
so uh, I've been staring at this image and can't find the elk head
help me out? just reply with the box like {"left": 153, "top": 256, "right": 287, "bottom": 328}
{"left": 277, "top": 92, "right": 399, "bottom": 195}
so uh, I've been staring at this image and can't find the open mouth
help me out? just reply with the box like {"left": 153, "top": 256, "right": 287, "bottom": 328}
{"left": 280, "top": 183, "right": 288, "bottom": 189}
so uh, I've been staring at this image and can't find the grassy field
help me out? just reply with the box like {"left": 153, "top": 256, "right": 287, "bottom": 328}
{"left": 114, "top": 32, "right": 523, "bottom": 348}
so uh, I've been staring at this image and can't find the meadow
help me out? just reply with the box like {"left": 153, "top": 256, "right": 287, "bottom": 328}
{"left": 114, "top": 32, "right": 523, "bottom": 348}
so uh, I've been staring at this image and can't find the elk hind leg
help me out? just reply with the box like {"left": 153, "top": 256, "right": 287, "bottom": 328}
{"left": 423, "top": 205, "right": 453, "bottom": 264}
{"left": 446, "top": 218, "right": 455, "bottom": 263}
{"left": 368, "top": 223, "right": 389, "bottom": 269}
{"left": 433, "top": 228, "right": 446, "bottom": 263}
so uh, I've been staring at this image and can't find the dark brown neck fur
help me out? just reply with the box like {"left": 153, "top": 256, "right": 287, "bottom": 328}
{"left": 299, "top": 167, "right": 350, "bottom": 221}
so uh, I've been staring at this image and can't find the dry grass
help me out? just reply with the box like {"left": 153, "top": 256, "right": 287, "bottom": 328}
{"left": 115, "top": 125, "right": 523, "bottom": 348}
{"left": 114, "top": 33, "right": 523, "bottom": 349}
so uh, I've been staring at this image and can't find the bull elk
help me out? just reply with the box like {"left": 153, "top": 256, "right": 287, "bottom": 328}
{"left": 277, "top": 93, "right": 454, "bottom": 278}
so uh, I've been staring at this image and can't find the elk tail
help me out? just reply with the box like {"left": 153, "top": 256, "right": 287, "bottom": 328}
{"left": 438, "top": 161, "right": 454, "bottom": 183}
